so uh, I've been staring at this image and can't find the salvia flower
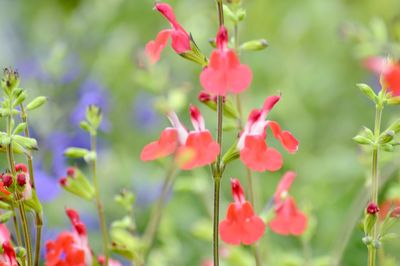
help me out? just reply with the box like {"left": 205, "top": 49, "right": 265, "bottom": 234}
{"left": 219, "top": 178, "right": 265, "bottom": 245}
{"left": 0, "top": 225, "right": 17, "bottom": 266}
{"left": 200, "top": 26, "right": 253, "bottom": 96}
{"left": 145, "top": 3, "right": 191, "bottom": 64}
{"left": 237, "top": 96, "right": 298, "bottom": 172}
{"left": 45, "top": 208, "right": 92, "bottom": 266}
{"left": 140, "top": 105, "right": 220, "bottom": 170}
{"left": 269, "top": 172, "right": 307, "bottom": 235}
{"left": 379, "top": 198, "right": 400, "bottom": 220}
{"left": 364, "top": 57, "right": 400, "bottom": 96}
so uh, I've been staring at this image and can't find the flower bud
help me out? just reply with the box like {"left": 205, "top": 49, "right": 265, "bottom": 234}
{"left": 379, "top": 130, "right": 395, "bottom": 144}
{"left": 26, "top": 96, "right": 47, "bottom": 111}
{"left": 357, "top": 83, "right": 377, "bottom": 102}
{"left": 1, "top": 68, "right": 20, "bottom": 93}
{"left": 2, "top": 174, "right": 13, "bottom": 187}
{"left": 367, "top": 202, "right": 380, "bottom": 214}
{"left": 17, "top": 173, "right": 26, "bottom": 186}
{"left": 15, "top": 163, "right": 27, "bottom": 173}
{"left": 66, "top": 167, "right": 76, "bottom": 177}
{"left": 240, "top": 39, "right": 269, "bottom": 52}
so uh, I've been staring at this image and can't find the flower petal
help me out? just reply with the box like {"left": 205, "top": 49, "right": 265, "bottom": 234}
{"left": 268, "top": 120, "right": 299, "bottom": 153}
{"left": 240, "top": 135, "right": 282, "bottom": 172}
{"left": 140, "top": 128, "right": 178, "bottom": 161}
{"left": 145, "top": 30, "right": 171, "bottom": 64}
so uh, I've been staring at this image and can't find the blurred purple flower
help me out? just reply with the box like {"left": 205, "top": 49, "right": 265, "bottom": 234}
{"left": 132, "top": 93, "right": 161, "bottom": 131}
{"left": 134, "top": 180, "right": 171, "bottom": 208}
{"left": 34, "top": 166, "right": 61, "bottom": 203}
{"left": 71, "top": 78, "right": 111, "bottom": 131}
{"left": 16, "top": 58, "right": 49, "bottom": 82}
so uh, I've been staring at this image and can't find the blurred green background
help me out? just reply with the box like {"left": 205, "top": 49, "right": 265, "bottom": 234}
{"left": 1, "top": 0, "right": 400, "bottom": 265}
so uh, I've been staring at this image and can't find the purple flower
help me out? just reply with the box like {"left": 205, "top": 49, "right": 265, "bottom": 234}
{"left": 132, "top": 93, "right": 161, "bottom": 131}
{"left": 34, "top": 167, "right": 61, "bottom": 202}
{"left": 71, "top": 78, "right": 111, "bottom": 131}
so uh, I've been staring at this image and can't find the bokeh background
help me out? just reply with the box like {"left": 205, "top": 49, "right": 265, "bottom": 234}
{"left": 1, "top": 0, "right": 400, "bottom": 265}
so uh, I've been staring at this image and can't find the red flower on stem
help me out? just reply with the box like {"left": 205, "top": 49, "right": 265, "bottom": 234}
{"left": 200, "top": 26, "right": 253, "bottom": 95}
{"left": 219, "top": 178, "right": 265, "bottom": 245}
{"left": 145, "top": 3, "right": 191, "bottom": 64}
{"left": 364, "top": 57, "right": 400, "bottom": 96}
{"left": 140, "top": 105, "right": 220, "bottom": 170}
{"left": 237, "top": 95, "right": 298, "bottom": 172}
{"left": 45, "top": 208, "right": 92, "bottom": 266}
{"left": 269, "top": 172, "right": 307, "bottom": 235}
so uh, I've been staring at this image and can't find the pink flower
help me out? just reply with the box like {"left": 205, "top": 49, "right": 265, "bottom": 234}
{"left": 364, "top": 57, "right": 400, "bottom": 96}
{"left": 45, "top": 208, "right": 92, "bottom": 266}
{"left": 0, "top": 225, "right": 17, "bottom": 266}
{"left": 200, "top": 26, "right": 252, "bottom": 95}
{"left": 98, "top": 256, "right": 122, "bottom": 266}
{"left": 141, "top": 105, "right": 220, "bottom": 170}
{"left": 237, "top": 96, "right": 298, "bottom": 172}
{"left": 219, "top": 179, "right": 265, "bottom": 245}
{"left": 269, "top": 172, "right": 307, "bottom": 235}
{"left": 145, "top": 3, "right": 191, "bottom": 64}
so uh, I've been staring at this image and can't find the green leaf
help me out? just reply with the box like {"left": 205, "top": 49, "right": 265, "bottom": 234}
{"left": 13, "top": 122, "right": 27, "bottom": 135}
{"left": 357, "top": 83, "right": 377, "bottom": 102}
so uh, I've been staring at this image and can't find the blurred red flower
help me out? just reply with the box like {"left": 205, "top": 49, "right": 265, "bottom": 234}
{"left": 45, "top": 208, "right": 92, "bottom": 266}
{"left": 219, "top": 178, "right": 265, "bottom": 245}
{"left": 379, "top": 198, "right": 400, "bottom": 220}
{"left": 364, "top": 57, "right": 400, "bottom": 96}
{"left": 269, "top": 172, "right": 307, "bottom": 235}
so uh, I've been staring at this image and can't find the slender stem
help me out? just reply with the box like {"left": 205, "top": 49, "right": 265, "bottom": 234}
{"left": 368, "top": 104, "right": 382, "bottom": 266}
{"left": 6, "top": 103, "right": 32, "bottom": 265}
{"left": 143, "top": 164, "right": 176, "bottom": 253}
{"left": 216, "top": 0, "right": 224, "bottom": 26}
{"left": 213, "top": 176, "right": 222, "bottom": 266}
{"left": 11, "top": 201, "right": 22, "bottom": 246}
{"left": 90, "top": 134, "right": 109, "bottom": 266}
{"left": 19, "top": 104, "right": 43, "bottom": 266}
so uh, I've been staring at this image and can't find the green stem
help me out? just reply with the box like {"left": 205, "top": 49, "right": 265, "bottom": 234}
{"left": 213, "top": 176, "right": 222, "bottom": 266}
{"left": 368, "top": 104, "right": 382, "bottom": 266}
{"left": 6, "top": 103, "right": 32, "bottom": 265}
{"left": 91, "top": 134, "right": 109, "bottom": 266}
{"left": 11, "top": 201, "right": 22, "bottom": 246}
{"left": 143, "top": 164, "right": 176, "bottom": 256}
{"left": 19, "top": 104, "right": 43, "bottom": 266}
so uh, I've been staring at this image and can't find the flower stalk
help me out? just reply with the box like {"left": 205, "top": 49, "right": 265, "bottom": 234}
{"left": 19, "top": 103, "right": 43, "bottom": 266}
{"left": 368, "top": 103, "right": 383, "bottom": 266}
{"left": 90, "top": 133, "right": 110, "bottom": 266}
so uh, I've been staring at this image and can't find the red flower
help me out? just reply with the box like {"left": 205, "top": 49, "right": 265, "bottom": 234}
{"left": 200, "top": 26, "right": 252, "bottom": 96}
{"left": 269, "top": 172, "right": 307, "bottom": 235}
{"left": 379, "top": 198, "right": 400, "bottom": 220}
{"left": 140, "top": 106, "right": 220, "bottom": 170}
{"left": 145, "top": 3, "right": 191, "bottom": 64}
{"left": 0, "top": 225, "right": 17, "bottom": 266}
{"left": 364, "top": 57, "right": 400, "bottom": 96}
{"left": 237, "top": 96, "right": 298, "bottom": 172}
{"left": 219, "top": 179, "right": 265, "bottom": 245}
{"left": 45, "top": 208, "right": 92, "bottom": 266}
{"left": 0, "top": 181, "right": 10, "bottom": 196}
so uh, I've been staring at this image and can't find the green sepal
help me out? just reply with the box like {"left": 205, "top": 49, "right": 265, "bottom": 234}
{"left": 13, "top": 122, "right": 27, "bottom": 135}
{"left": 353, "top": 135, "right": 373, "bottom": 145}
{"left": 61, "top": 168, "right": 95, "bottom": 201}
{"left": 26, "top": 96, "right": 47, "bottom": 111}
{"left": 363, "top": 213, "right": 377, "bottom": 235}
{"left": 86, "top": 105, "right": 102, "bottom": 131}
{"left": 240, "top": 39, "right": 269, "bottom": 52}
{"left": 378, "top": 130, "right": 394, "bottom": 144}
{"left": 12, "top": 135, "right": 38, "bottom": 150}
{"left": 357, "top": 83, "right": 378, "bottom": 102}
{"left": 0, "top": 211, "right": 13, "bottom": 223}
{"left": 222, "top": 142, "right": 240, "bottom": 165}
{"left": 387, "top": 96, "right": 400, "bottom": 105}
{"left": 64, "top": 147, "right": 90, "bottom": 158}
{"left": 114, "top": 190, "right": 135, "bottom": 213}
{"left": 13, "top": 91, "right": 27, "bottom": 107}
{"left": 179, "top": 34, "right": 208, "bottom": 67}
